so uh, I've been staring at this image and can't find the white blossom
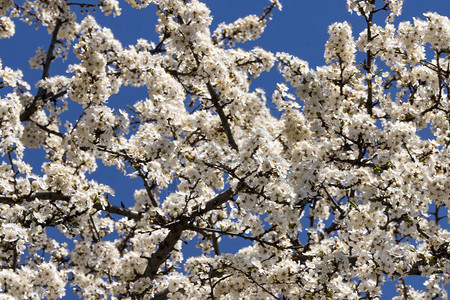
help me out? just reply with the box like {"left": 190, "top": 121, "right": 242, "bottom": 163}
{"left": 0, "top": 17, "right": 14, "bottom": 39}
{"left": 0, "top": 0, "right": 448, "bottom": 299}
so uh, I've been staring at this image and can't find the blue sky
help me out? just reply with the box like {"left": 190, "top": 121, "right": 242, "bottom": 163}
{"left": 1, "top": 0, "right": 449, "bottom": 299}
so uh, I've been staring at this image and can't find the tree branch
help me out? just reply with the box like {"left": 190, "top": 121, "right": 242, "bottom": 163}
{"left": 206, "top": 82, "right": 239, "bottom": 151}
{"left": 0, "top": 192, "right": 142, "bottom": 221}
{"left": 150, "top": 288, "right": 169, "bottom": 300}
{"left": 21, "top": 19, "right": 63, "bottom": 122}
{"left": 136, "top": 168, "right": 159, "bottom": 207}
{"left": 142, "top": 184, "right": 242, "bottom": 279}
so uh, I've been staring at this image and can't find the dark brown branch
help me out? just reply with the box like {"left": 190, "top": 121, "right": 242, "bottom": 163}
{"left": 142, "top": 221, "right": 184, "bottom": 279}
{"left": 402, "top": 142, "right": 416, "bottom": 163}
{"left": 0, "top": 192, "right": 142, "bottom": 221}
{"left": 21, "top": 19, "right": 63, "bottom": 122}
{"left": 34, "top": 122, "right": 64, "bottom": 138}
{"left": 329, "top": 156, "right": 375, "bottom": 168}
{"left": 206, "top": 82, "right": 239, "bottom": 151}
{"left": 187, "top": 224, "right": 301, "bottom": 251}
{"left": 5, "top": 186, "right": 247, "bottom": 283}
{"left": 191, "top": 183, "right": 242, "bottom": 218}
{"left": 229, "top": 266, "right": 279, "bottom": 299}
{"left": 150, "top": 288, "right": 169, "bottom": 300}
{"left": 136, "top": 168, "right": 158, "bottom": 207}
{"left": 321, "top": 186, "right": 345, "bottom": 216}
{"left": 420, "top": 51, "right": 446, "bottom": 116}
{"left": 67, "top": 2, "right": 100, "bottom": 7}
{"left": 211, "top": 230, "right": 221, "bottom": 256}
{"left": 142, "top": 185, "right": 242, "bottom": 279}
{"left": 92, "top": 202, "right": 141, "bottom": 221}
{"left": 0, "top": 192, "right": 70, "bottom": 204}
{"left": 363, "top": 6, "right": 374, "bottom": 116}
{"left": 214, "top": 2, "right": 278, "bottom": 45}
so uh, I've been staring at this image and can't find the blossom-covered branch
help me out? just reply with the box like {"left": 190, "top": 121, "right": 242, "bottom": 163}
{"left": 0, "top": 0, "right": 448, "bottom": 298}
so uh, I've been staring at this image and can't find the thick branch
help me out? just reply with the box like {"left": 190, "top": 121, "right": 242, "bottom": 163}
{"left": 0, "top": 192, "right": 70, "bottom": 204}
{"left": 5, "top": 186, "right": 243, "bottom": 282}
{"left": 364, "top": 9, "right": 374, "bottom": 116}
{"left": 142, "top": 222, "right": 184, "bottom": 279}
{"left": 142, "top": 185, "right": 241, "bottom": 279}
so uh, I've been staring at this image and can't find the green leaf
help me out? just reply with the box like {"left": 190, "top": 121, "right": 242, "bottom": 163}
{"left": 373, "top": 166, "right": 383, "bottom": 174}
{"left": 429, "top": 257, "right": 436, "bottom": 266}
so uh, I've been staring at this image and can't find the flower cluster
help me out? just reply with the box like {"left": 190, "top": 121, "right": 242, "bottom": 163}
{"left": 0, "top": 16, "right": 14, "bottom": 39}
{"left": 324, "top": 21, "right": 356, "bottom": 64}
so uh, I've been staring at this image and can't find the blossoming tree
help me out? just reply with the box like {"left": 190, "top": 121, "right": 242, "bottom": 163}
{"left": 0, "top": 0, "right": 449, "bottom": 298}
